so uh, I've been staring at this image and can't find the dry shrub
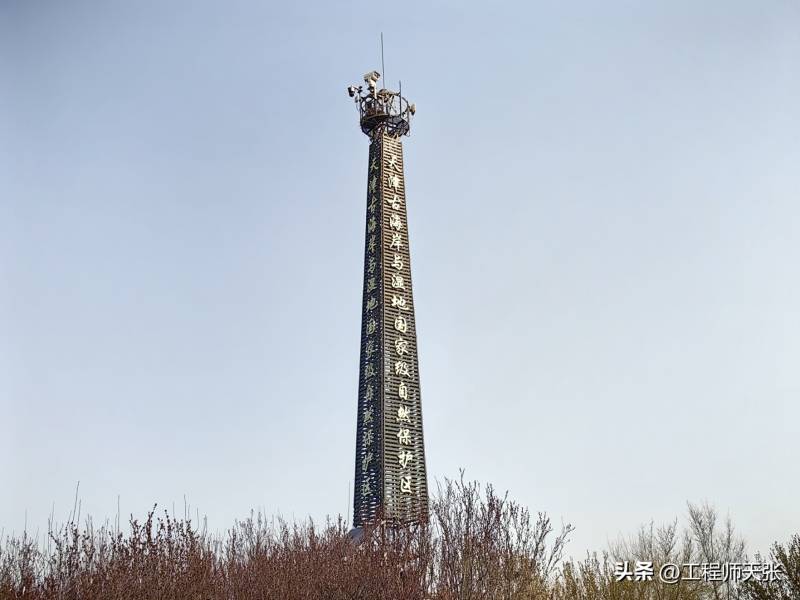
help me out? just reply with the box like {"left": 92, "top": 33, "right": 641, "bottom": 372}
{"left": 0, "top": 475, "right": 568, "bottom": 600}
{"left": 431, "top": 473, "right": 572, "bottom": 600}
{"left": 741, "top": 534, "right": 800, "bottom": 600}
{"left": 0, "top": 479, "right": 793, "bottom": 600}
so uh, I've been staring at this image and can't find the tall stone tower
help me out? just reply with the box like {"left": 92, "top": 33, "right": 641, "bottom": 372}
{"left": 347, "top": 71, "right": 428, "bottom": 527}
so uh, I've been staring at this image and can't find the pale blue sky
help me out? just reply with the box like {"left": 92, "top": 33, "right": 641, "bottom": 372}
{"left": 1, "top": 1, "right": 798, "bottom": 557}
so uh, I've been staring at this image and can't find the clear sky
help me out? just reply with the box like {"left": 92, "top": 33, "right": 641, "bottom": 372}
{"left": 1, "top": 1, "right": 798, "bottom": 558}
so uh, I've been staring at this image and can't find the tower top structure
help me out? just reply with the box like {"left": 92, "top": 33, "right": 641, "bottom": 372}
{"left": 347, "top": 71, "right": 416, "bottom": 139}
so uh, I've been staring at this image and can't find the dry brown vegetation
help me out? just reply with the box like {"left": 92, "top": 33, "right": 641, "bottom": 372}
{"left": 1, "top": 475, "right": 796, "bottom": 600}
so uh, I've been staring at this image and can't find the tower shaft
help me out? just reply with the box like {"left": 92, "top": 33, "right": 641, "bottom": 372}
{"left": 354, "top": 129, "right": 428, "bottom": 527}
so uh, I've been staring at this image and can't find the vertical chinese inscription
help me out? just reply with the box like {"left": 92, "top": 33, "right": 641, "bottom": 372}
{"left": 354, "top": 139, "right": 383, "bottom": 526}
{"left": 353, "top": 131, "right": 428, "bottom": 528}
{"left": 379, "top": 132, "right": 428, "bottom": 524}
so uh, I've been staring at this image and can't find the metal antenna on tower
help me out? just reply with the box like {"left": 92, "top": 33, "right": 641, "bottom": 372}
{"left": 380, "top": 33, "right": 386, "bottom": 89}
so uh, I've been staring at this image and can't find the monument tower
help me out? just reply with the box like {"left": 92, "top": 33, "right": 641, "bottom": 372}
{"left": 347, "top": 71, "right": 428, "bottom": 527}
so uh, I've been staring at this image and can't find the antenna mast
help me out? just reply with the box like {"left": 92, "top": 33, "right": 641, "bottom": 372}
{"left": 380, "top": 33, "right": 386, "bottom": 88}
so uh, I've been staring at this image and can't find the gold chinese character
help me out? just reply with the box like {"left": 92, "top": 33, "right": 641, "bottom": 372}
{"left": 391, "top": 295, "right": 407, "bottom": 310}
{"left": 365, "top": 363, "right": 376, "bottom": 379}
{"left": 365, "top": 340, "right": 375, "bottom": 358}
{"left": 389, "top": 213, "right": 403, "bottom": 231}
{"left": 397, "top": 428, "right": 411, "bottom": 445}
{"left": 365, "top": 430, "right": 374, "bottom": 446}
{"left": 367, "top": 276, "right": 377, "bottom": 292}
{"left": 398, "top": 450, "right": 413, "bottom": 469}
{"left": 400, "top": 475, "right": 412, "bottom": 494}
{"left": 387, "top": 194, "right": 402, "bottom": 210}
{"left": 368, "top": 257, "right": 376, "bottom": 273}
{"left": 367, "top": 216, "right": 377, "bottom": 233}
{"left": 364, "top": 406, "right": 374, "bottom": 423}
{"left": 395, "top": 361, "right": 410, "bottom": 376}
{"left": 366, "top": 297, "right": 377, "bottom": 311}
{"left": 390, "top": 232, "right": 403, "bottom": 250}
{"left": 395, "top": 338, "right": 409, "bottom": 356}
{"left": 392, "top": 254, "right": 404, "bottom": 269}
{"left": 391, "top": 273, "right": 405, "bottom": 290}
{"left": 362, "top": 480, "right": 372, "bottom": 497}
{"left": 370, "top": 157, "right": 379, "bottom": 172}
{"left": 366, "top": 318, "right": 377, "bottom": 335}
{"left": 368, "top": 236, "right": 376, "bottom": 253}
{"left": 369, "top": 196, "right": 377, "bottom": 214}
{"left": 362, "top": 451, "right": 373, "bottom": 473}
{"left": 397, "top": 405, "right": 411, "bottom": 423}
{"left": 387, "top": 153, "right": 401, "bottom": 171}
{"left": 388, "top": 174, "right": 400, "bottom": 190}
{"left": 398, "top": 381, "right": 409, "bottom": 400}
{"left": 365, "top": 384, "right": 375, "bottom": 400}
{"left": 394, "top": 315, "right": 407, "bottom": 333}
{"left": 369, "top": 176, "right": 377, "bottom": 193}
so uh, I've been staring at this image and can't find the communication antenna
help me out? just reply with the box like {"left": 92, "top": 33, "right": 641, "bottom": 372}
{"left": 399, "top": 79, "right": 403, "bottom": 129}
{"left": 380, "top": 33, "right": 386, "bottom": 88}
